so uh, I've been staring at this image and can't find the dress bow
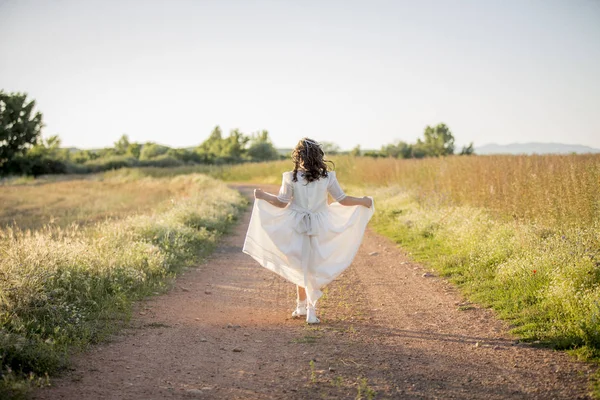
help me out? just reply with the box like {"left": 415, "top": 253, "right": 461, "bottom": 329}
{"left": 292, "top": 208, "right": 319, "bottom": 236}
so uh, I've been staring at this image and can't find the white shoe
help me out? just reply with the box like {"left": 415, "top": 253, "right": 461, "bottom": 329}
{"left": 306, "top": 306, "right": 320, "bottom": 324}
{"left": 292, "top": 300, "right": 307, "bottom": 318}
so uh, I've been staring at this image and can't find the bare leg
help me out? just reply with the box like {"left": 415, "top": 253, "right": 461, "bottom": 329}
{"left": 292, "top": 286, "right": 308, "bottom": 318}
{"left": 297, "top": 286, "right": 307, "bottom": 301}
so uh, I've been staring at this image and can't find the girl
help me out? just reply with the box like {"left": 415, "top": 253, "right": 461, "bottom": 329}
{"left": 242, "top": 138, "right": 374, "bottom": 324}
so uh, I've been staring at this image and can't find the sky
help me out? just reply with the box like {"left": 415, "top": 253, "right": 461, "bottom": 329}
{"left": 1, "top": 0, "right": 599, "bottom": 150}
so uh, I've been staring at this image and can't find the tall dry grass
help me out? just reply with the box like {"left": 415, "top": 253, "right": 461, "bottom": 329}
{"left": 334, "top": 155, "right": 600, "bottom": 228}
{"left": 0, "top": 172, "right": 196, "bottom": 230}
{"left": 0, "top": 173, "right": 246, "bottom": 397}
{"left": 209, "top": 154, "right": 600, "bottom": 229}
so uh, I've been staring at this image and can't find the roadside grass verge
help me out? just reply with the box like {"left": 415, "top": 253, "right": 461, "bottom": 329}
{"left": 370, "top": 186, "right": 600, "bottom": 396}
{"left": 0, "top": 170, "right": 201, "bottom": 230}
{"left": 0, "top": 174, "right": 246, "bottom": 398}
{"left": 372, "top": 187, "right": 600, "bottom": 353}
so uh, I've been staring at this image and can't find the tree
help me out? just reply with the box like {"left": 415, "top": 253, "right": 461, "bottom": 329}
{"left": 0, "top": 91, "right": 44, "bottom": 168}
{"left": 221, "top": 129, "right": 249, "bottom": 161}
{"left": 140, "top": 142, "right": 170, "bottom": 160}
{"left": 195, "top": 126, "right": 252, "bottom": 163}
{"left": 196, "top": 126, "right": 224, "bottom": 160}
{"left": 72, "top": 149, "right": 98, "bottom": 164}
{"left": 247, "top": 130, "right": 279, "bottom": 161}
{"left": 422, "top": 123, "right": 455, "bottom": 156}
{"left": 381, "top": 141, "right": 412, "bottom": 158}
{"left": 114, "top": 134, "right": 130, "bottom": 155}
{"left": 128, "top": 142, "right": 142, "bottom": 159}
{"left": 350, "top": 145, "right": 361, "bottom": 157}
{"left": 410, "top": 139, "right": 428, "bottom": 159}
{"left": 28, "top": 135, "right": 66, "bottom": 159}
{"left": 460, "top": 142, "right": 475, "bottom": 155}
{"left": 320, "top": 141, "right": 341, "bottom": 155}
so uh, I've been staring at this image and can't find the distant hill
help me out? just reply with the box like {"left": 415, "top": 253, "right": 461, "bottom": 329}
{"left": 475, "top": 143, "right": 600, "bottom": 155}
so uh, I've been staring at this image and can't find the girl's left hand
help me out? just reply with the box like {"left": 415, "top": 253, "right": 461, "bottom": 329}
{"left": 254, "top": 188, "right": 264, "bottom": 200}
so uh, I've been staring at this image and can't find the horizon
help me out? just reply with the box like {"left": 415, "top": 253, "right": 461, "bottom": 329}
{"left": 62, "top": 137, "right": 600, "bottom": 153}
{"left": 1, "top": 0, "right": 599, "bottom": 150}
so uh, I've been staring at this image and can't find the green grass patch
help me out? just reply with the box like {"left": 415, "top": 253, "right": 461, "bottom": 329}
{"left": 372, "top": 187, "right": 600, "bottom": 357}
{"left": 0, "top": 174, "right": 247, "bottom": 398}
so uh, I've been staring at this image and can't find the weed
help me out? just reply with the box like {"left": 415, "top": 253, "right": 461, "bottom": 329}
{"left": 356, "top": 377, "right": 376, "bottom": 400}
{"left": 331, "top": 375, "right": 344, "bottom": 387}
{"left": 309, "top": 360, "right": 316, "bottom": 384}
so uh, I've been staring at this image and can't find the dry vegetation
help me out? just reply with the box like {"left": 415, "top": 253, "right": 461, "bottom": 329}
{"left": 193, "top": 155, "right": 600, "bottom": 377}
{"left": 0, "top": 171, "right": 196, "bottom": 230}
{"left": 189, "top": 154, "right": 600, "bottom": 229}
{"left": 0, "top": 172, "right": 246, "bottom": 397}
{"left": 2, "top": 154, "right": 599, "bottom": 396}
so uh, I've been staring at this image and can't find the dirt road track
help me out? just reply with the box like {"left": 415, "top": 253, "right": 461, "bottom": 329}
{"left": 34, "top": 185, "right": 595, "bottom": 399}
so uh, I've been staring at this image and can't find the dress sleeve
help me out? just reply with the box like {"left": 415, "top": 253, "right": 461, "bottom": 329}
{"left": 327, "top": 171, "right": 347, "bottom": 202}
{"left": 276, "top": 172, "right": 293, "bottom": 203}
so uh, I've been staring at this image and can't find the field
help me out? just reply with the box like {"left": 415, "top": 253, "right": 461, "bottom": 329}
{"left": 0, "top": 171, "right": 246, "bottom": 397}
{"left": 0, "top": 172, "right": 197, "bottom": 230}
{"left": 194, "top": 154, "right": 600, "bottom": 359}
{"left": 1, "top": 154, "right": 599, "bottom": 397}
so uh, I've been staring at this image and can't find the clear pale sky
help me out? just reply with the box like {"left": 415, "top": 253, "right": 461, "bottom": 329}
{"left": 1, "top": 0, "right": 599, "bottom": 150}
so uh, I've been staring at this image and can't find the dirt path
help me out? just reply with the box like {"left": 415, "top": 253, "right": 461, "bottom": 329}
{"left": 34, "top": 185, "right": 595, "bottom": 399}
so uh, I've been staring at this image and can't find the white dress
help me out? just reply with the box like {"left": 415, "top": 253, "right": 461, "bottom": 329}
{"left": 242, "top": 171, "right": 374, "bottom": 306}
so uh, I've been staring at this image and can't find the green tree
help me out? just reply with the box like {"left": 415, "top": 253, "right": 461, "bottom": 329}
{"left": 247, "top": 130, "right": 279, "bottom": 161}
{"left": 196, "top": 126, "right": 252, "bottom": 163}
{"left": 422, "top": 123, "right": 455, "bottom": 156}
{"left": 196, "top": 126, "right": 223, "bottom": 161}
{"left": 381, "top": 141, "right": 412, "bottom": 158}
{"left": 0, "top": 91, "right": 44, "bottom": 168}
{"left": 350, "top": 145, "right": 361, "bottom": 157}
{"left": 460, "top": 142, "right": 475, "bottom": 155}
{"left": 72, "top": 149, "right": 97, "bottom": 164}
{"left": 140, "top": 142, "right": 170, "bottom": 160}
{"left": 410, "top": 139, "right": 428, "bottom": 159}
{"left": 128, "top": 142, "right": 142, "bottom": 159}
{"left": 114, "top": 134, "right": 130, "bottom": 155}
{"left": 221, "top": 129, "right": 249, "bottom": 160}
{"left": 114, "top": 134, "right": 143, "bottom": 158}
{"left": 28, "top": 135, "right": 67, "bottom": 159}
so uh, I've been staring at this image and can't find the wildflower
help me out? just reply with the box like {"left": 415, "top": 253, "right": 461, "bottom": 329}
{"left": 533, "top": 270, "right": 537, "bottom": 274}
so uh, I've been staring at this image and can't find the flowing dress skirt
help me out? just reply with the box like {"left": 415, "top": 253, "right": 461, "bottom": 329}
{"left": 242, "top": 198, "right": 374, "bottom": 306}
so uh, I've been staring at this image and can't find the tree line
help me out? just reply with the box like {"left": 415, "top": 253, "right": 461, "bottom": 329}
{"left": 0, "top": 91, "right": 281, "bottom": 176}
{"left": 1, "top": 91, "right": 474, "bottom": 177}
{"left": 350, "top": 123, "right": 474, "bottom": 158}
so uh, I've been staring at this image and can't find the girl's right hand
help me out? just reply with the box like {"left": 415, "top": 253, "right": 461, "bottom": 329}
{"left": 363, "top": 196, "right": 373, "bottom": 208}
{"left": 254, "top": 188, "right": 264, "bottom": 200}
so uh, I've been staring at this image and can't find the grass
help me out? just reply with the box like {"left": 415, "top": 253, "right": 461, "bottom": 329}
{"left": 172, "top": 154, "right": 600, "bottom": 229}
{"left": 4, "top": 154, "right": 598, "bottom": 396}
{"left": 356, "top": 377, "right": 376, "bottom": 400}
{"left": 371, "top": 188, "right": 600, "bottom": 354}
{"left": 0, "top": 172, "right": 246, "bottom": 398}
{"left": 0, "top": 171, "right": 197, "bottom": 230}
{"left": 185, "top": 154, "right": 600, "bottom": 396}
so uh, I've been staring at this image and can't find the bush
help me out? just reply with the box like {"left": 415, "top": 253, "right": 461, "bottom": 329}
{"left": 84, "top": 156, "right": 138, "bottom": 172}
{"left": 138, "top": 155, "right": 185, "bottom": 168}
{"left": 1, "top": 155, "right": 68, "bottom": 177}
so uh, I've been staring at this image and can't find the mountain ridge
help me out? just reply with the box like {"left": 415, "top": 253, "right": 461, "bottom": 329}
{"left": 475, "top": 142, "right": 600, "bottom": 155}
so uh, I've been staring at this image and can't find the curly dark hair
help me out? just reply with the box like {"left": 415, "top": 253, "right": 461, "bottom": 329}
{"left": 291, "top": 138, "right": 335, "bottom": 183}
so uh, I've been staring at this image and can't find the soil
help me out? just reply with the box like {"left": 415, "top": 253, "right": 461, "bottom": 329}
{"left": 33, "top": 185, "right": 596, "bottom": 399}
